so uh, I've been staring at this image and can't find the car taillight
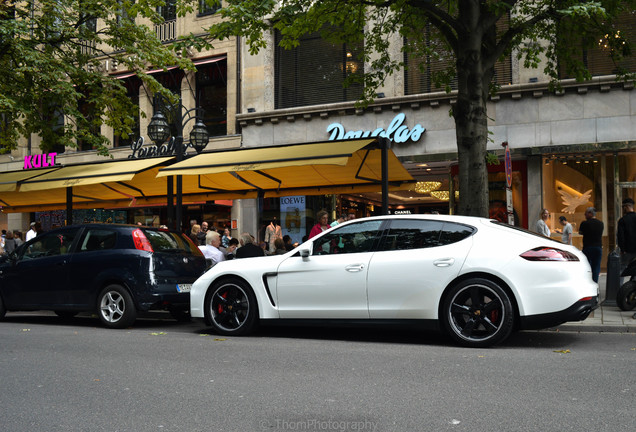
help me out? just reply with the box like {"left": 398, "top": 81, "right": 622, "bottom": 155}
{"left": 132, "top": 229, "right": 153, "bottom": 252}
{"left": 520, "top": 247, "right": 579, "bottom": 261}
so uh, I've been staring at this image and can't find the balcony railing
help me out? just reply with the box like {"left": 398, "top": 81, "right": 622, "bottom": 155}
{"left": 80, "top": 40, "right": 97, "bottom": 57}
{"left": 155, "top": 19, "right": 176, "bottom": 43}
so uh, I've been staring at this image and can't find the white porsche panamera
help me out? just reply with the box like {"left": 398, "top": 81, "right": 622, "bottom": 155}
{"left": 190, "top": 215, "right": 599, "bottom": 347}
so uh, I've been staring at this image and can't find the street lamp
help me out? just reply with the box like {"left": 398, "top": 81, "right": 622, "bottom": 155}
{"left": 147, "top": 111, "right": 170, "bottom": 144}
{"left": 147, "top": 95, "right": 209, "bottom": 232}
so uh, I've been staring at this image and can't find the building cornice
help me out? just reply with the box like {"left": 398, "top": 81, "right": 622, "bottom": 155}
{"left": 237, "top": 75, "right": 634, "bottom": 127}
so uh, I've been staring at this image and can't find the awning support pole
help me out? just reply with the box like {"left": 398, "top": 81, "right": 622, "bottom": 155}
{"left": 66, "top": 186, "right": 73, "bottom": 225}
{"left": 167, "top": 176, "right": 174, "bottom": 229}
{"left": 381, "top": 138, "right": 390, "bottom": 215}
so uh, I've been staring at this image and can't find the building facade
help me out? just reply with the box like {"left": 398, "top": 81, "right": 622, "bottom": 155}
{"left": 1, "top": 4, "right": 635, "bottom": 270}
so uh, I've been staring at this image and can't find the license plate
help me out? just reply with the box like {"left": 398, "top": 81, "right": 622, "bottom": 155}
{"left": 176, "top": 284, "right": 192, "bottom": 293}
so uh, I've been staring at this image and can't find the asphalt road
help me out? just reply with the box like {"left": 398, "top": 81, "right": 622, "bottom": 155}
{"left": 0, "top": 312, "right": 634, "bottom": 432}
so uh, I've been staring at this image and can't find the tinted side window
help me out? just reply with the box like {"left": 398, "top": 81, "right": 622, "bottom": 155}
{"left": 312, "top": 220, "right": 383, "bottom": 255}
{"left": 79, "top": 229, "right": 117, "bottom": 252}
{"left": 380, "top": 220, "right": 444, "bottom": 251}
{"left": 439, "top": 222, "right": 475, "bottom": 245}
{"left": 142, "top": 229, "right": 193, "bottom": 253}
{"left": 22, "top": 229, "right": 80, "bottom": 260}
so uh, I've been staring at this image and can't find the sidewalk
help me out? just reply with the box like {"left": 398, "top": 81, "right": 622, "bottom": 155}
{"left": 555, "top": 273, "right": 636, "bottom": 333}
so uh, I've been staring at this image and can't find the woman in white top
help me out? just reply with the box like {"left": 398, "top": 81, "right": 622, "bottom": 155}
{"left": 535, "top": 209, "right": 551, "bottom": 237}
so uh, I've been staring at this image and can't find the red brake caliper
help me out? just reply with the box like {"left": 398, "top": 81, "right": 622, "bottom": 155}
{"left": 218, "top": 292, "right": 227, "bottom": 314}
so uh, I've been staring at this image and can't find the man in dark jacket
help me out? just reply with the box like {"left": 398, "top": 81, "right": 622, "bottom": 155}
{"left": 579, "top": 207, "right": 604, "bottom": 283}
{"left": 618, "top": 198, "right": 636, "bottom": 282}
{"left": 235, "top": 232, "right": 265, "bottom": 259}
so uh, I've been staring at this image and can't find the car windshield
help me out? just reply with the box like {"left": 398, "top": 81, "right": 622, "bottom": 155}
{"left": 142, "top": 229, "right": 198, "bottom": 253}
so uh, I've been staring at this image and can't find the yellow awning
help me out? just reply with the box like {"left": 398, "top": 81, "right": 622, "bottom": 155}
{"left": 19, "top": 157, "right": 173, "bottom": 192}
{"left": 0, "top": 168, "right": 60, "bottom": 192}
{"left": 158, "top": 139, "right": 376, "bottom": 177}
{"left": 157, "top": 138, "right": 414, "bottom": 193}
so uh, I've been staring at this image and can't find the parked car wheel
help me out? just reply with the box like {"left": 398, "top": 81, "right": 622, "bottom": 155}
{"left": 205, "top": 278, "right": 258, "bottom": 336}
{"left": 97, "top": 285, "right": 137, "bottom": 329}
{"left": 616, "top": 281, "right": 636, "bottom": 311}
{"left": 442, "top": 278, "right": 514, "bottom": 348}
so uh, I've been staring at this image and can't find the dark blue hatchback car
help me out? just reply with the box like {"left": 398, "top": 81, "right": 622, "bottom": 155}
{"left": 0, "top": 224, "right": 207, "bottom": 328}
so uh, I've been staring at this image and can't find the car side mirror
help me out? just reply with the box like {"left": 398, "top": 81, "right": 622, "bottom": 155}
{"left": 299, "top": 248, "right": 310, "bottom": 259}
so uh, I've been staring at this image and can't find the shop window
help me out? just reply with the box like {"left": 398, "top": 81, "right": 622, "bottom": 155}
{"left": 404, "top": 14, "right": 512, "bottom": 95}
{"left": 558, "top": 10, "right": 636, "bottom": 78}
{"left": 275, "top": 28, "right": 364, "bottom": 109}
{"left": 542, "top": 157, "right": 603, "bottom": 252}
{"left": 196, "top": 59, "right": 227, "bottom": 137}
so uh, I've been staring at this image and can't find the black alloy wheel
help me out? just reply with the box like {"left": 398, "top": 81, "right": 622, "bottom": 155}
{"left": 205, "top": 278, "right": 258, "bottom": 336}
{"left": 443, "top": 278, "right": 514, "bottom": 348}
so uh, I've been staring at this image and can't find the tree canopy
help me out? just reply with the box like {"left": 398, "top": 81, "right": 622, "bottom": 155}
{"left": 209, "top": 0, "right": 634, "bottom": 216}
{"left": 0, "top": 0, "right": 207, "bottom": 156}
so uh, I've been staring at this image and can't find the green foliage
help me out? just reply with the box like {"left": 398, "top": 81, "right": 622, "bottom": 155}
{"left": 0, "top": 0, "right": 207, "bottom": 155}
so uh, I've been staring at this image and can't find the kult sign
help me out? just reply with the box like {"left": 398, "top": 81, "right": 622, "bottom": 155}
{"left": 326, "top": 113, "right": 425, "bottom": 143}
{"left": 24, "top": 152, "right": 58, "bottom": 169}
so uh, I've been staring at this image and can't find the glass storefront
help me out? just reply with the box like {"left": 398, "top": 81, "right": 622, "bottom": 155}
{"left": 541, "top": 151, "right": 636, "bottom": 272}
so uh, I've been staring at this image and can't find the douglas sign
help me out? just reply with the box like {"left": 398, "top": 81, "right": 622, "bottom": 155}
{"left": 327, "top": 113, "right": 425, "bottom": 143}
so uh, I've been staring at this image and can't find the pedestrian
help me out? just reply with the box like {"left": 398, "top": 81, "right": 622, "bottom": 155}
{"left": 579, "top": 207, "right": 604, "bottom": 282}
{"left": 221, "top": 227, "right": 232, "bottom": 249}
{"left": 274, "top": 238, "right": 287, "bottom": 255}
{"left": 235, "top": 232, "right": 265, "bottom": 258}
{"left": 283, "top": 235, "right": 294, "bottom": 251}
{"left": 220, "top": 237, "right": 239, "bottom": 260}
{"left": 309, "top": 210, "right": 330, "bottom": 239}
{"left": 534, "top": 208, "right": 551, "bottom": 237}
{"left": 198, "top": 221, "right": 209, "bottom": 245}
{"left": 198, "top": 230, "right": 225, "bottom": 267}
{"left": 189, "top": 224, "right": 201, "bottom": 245}
{"left": 558, "top": 216, "right": 573, "bottom": 245}
{"left": 330, "top": 213, "right": 347, "bottom": 227}
{"left": 26, "top": 222, "right": 37, "bottom": 242}
{"left": 617, "top": 197, "right": 636, "bottom": 283}
{"left": 4, "top": 230, "right": 15, "bottom": 254}
{"left": 13, "top": 231, "right": 23, "bottom": 248}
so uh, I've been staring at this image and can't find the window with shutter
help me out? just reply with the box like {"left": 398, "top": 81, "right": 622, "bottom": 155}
{"left": 196, "top": 59, "right": 227, "bottom": 138}
{"left": 275, "top": 29, "right": 364, "bottom": 109}
{"left": 559, "top": 11, "right": 635, "bottom": 78}
{"left": 404, "top": 15, "right": 512, "bottom": 95}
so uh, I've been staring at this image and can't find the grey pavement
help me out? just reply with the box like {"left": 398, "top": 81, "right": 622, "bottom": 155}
{"left": 556, "top": 272, "right": 636, "bottom": 333}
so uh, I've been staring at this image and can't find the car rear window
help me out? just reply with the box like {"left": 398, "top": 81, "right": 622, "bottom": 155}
{"left": 142, "top": 229, "right": 200, "bottom": 254}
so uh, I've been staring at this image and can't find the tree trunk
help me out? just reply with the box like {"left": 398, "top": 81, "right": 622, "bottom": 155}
{"left": 453, "top": 22, "right": 493, "bottom": 217}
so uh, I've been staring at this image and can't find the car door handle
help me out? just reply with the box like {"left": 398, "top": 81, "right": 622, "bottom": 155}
{"left": 345, "top": 264, "right": 365, "bottom": 272}
{"left": 433, "top": 258, "right": 455, "bottom": 267}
